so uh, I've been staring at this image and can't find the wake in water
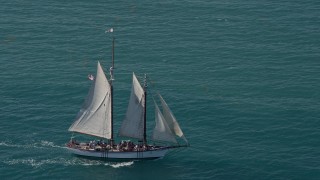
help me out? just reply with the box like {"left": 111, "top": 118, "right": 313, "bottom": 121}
{"left": 2, "top": 157, "right": 134, "bottom": 169}
{"left": 0, "top": 140, "right": 64, "bottom": 149}
{"left": 1, "top": 139, "right": 135, "bottom": 168}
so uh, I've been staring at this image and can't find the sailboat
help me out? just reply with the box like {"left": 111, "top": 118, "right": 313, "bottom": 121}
{"left": 66, "top": 38, "right": 188, "bottom": 159}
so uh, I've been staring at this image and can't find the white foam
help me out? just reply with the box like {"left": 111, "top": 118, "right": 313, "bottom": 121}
{"left": 108, "top": 161, "right": 134, "bottom": 168}
{"left": 3, "top": 158, "right": 56, "bottom": 168}
{"left": 40, "top": 140, "right": 63, "bottom": 148}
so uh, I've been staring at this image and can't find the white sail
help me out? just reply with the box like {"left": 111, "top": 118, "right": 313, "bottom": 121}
{"left": 152, "top": 102, "right": 177, "bottom": 143}
{"left": 159, "top": 94, "right": 188, "bottom": 143}
{"left": 68, "top": 61, "right": 112, "bottom": 139}
{"left": 119, "top": 73, "right": 145, "bottom": 140}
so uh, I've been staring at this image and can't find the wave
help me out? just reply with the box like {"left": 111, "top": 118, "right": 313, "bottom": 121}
{"left": 2, "top": 157, "right": 134, "bottom": 169}
{"left": 0, "top": 142, "right": 24, "bottom": 148}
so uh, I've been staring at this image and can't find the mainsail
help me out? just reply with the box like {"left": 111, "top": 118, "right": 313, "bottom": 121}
{"left": 68, "top": 61, "right": 112, "bottom": 139}
{"left": 119, "top": 73, "right": 145, "bottom": 140}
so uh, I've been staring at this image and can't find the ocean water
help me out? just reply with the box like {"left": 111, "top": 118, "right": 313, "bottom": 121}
{"left": 1, "top": 0, "right": 320, "bottom": 179}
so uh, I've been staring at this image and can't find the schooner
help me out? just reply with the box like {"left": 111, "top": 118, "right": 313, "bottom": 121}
{"left": 66, "top": 37, "right": 188, "bottom": 159}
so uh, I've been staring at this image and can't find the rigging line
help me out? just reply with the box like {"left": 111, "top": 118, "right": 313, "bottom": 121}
{"left": 135, "top": 73, "right": 156, "bottom": 97}
{"left": 146, "top": 80, "right": 160, "bottom": 106}
{"left": 103, "top": 93, "right": 107, "bottom": 139}
{"left": 171, "top": 147, "right": 184, "bottom": 156}
{"left": 135, "top": 73, "right": 159, "bottom": 112}
{"left": 71, "top": 133, "right": 75, "bottom": 139}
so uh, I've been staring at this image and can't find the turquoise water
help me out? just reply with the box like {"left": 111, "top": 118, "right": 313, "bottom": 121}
{"left": 1, "top": 0, "right": 320, "bottom": 179}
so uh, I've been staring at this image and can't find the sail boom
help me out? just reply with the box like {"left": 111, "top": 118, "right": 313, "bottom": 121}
{"left": 68, "top": 130, "right": 111, "bottom": 139}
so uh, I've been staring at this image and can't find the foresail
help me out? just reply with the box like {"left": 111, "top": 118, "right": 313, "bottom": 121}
{"left": 152, "top": 102, "right": 177, "bottom": 143}
{"left": 68, "top": 61, "right": 112, "bottom": 139}
{"left": 159, "top": 94, "right": 188, "bottom": 144}
{"left": 119, "top": 73, "right": 145, "bottom": 140}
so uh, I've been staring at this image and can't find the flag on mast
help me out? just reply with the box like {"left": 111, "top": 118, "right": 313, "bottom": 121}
{"left": 88, "top": 74, "right": 94, "bottom": 81}
{"left": 105, "top": 28, "right": 114, "bottom": 33}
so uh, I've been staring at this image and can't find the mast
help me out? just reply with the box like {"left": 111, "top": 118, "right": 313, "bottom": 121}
{"left": 143, "top": 74, "right": 147, "bottom": 146}
{"left": 112, "top": 37, "right": 115, "bottom": 69}
{"left": 110, "top": 37, "right": 115, "bottom": 145}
